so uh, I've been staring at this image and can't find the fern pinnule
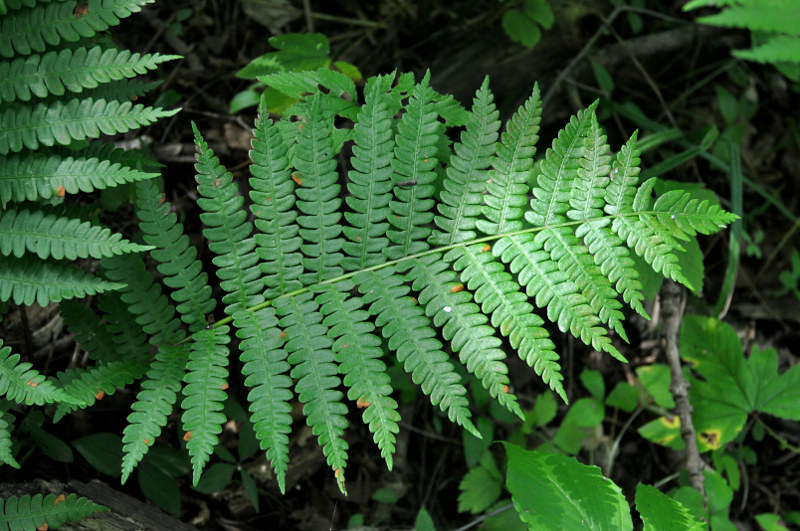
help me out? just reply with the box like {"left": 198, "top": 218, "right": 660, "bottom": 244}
{"left": 0, "top": 254, "right": 124, "bottom": 306}
{"left": 0, "top": 411, "right": 19, "bottom": 468}
{"left": 121, "top": 342, "right": 189, "bottom": 483}
{"left": 294, "top": 94, "right": 344, "bottom": 285}
{"left": 342, "top": 74, "right": 395, "bottom": 271}
{"left": 0, "top": 0, "right": 153, "bottom": 59}
{"left": 0, "top": 205, "right": 151, "bottom": 260}
{"left": 0, "top": 493, "right": 107, "bottom": 530}
{"left": 408, "top": 254, "right": 523, "bottom": 419}
{"left": 432, "top": 76, "right": 500, "bottom": 246}
{"left": 0, "top": 340, "right": 78, "bottom": 406}
{"left": 249, "top": 107, "right": 304, "bottom": 298}
{"left": 0, "top": 46, "right": 179, "bottom": 103}
{"left": 356, "top": 267, "right": 479, "bottom": 438}
{"left": 235, "top": 307, "right": 293, "bottom": 494}
{"left": 0, "top": 98, "right": 178, "bottom": 155}
{"left": 317, "top": 281, "right": 400, "bottom": 471}
{"left": 193, "top": 122, "right": 264, "bottom": 313}
{"left": 136, "top": 179, "right": 215, "bottom": 332}
{"left": 277, "top": 292, "right": 350, "bottom": 494}
{"left": 101, "top": 253, "right": 188, "bottom": 482}
{"left": 448, "top": 244, "right": 565, "bottom": 401}
{"left": 182, "top": 326, "right": 231, "bottom": 484}
{"left": 0, "top": 149, "right": 159, "bottom": 204}
{"left": 54, "top": 356, "right": 149, "bottom": 421}
{"left": 386, "top": 71, "right": 441, "bottom": 260}
{"left": 477, "top": 84, "right": 541, "bottom": 236}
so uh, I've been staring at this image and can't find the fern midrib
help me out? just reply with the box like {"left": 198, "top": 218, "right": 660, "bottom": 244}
{"left": 198, "top": 211, "right": 664, "bottom": 331}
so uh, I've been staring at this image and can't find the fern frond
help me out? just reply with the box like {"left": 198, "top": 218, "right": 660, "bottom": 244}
{"left": 478, "top": 84, "right": 542, "bottom": 235}
{"left": 192, "top": 123, "right": 263, "bottom": 313}
{"left": 54, "top": 356, "right": 149, "bottom": 421}
{"left": 0, "top": 149, "right": 159, "bottom": 204}
{"left": 0, "top": 98, "right": 179, "bottom": 155}
{"left": 276, "top": 292, "right": 349, "bottom": 493}
{"left": 385, "top": 71, "right": 442, "bottom": 260}
{"left": 136, "top": 179, "right": 215, "bottom": 332}
{"left": 79, "top": 77, "right": 162, "bottom": 103}
{"left": 121, "top": 343, "right": 188, "bottom": 483}
{"left": 181, "top": 326, "right": 230, "bottom": 484}
{"left": 407, "top": 254, "right": 523, "bottom": 419}
{"left": 0, "top": 493, "right": 107, "bottom": 530}
{"left": 734, "top": 35, "right": 800, "bottom": 64}
{"left": 0, "top": 254, "right": 124, "bottom": 306}
{"left": 449, "top": 244, "right": 565, "bottom": 402}
{"left": 0, "top": 46, "right": 179, "bottom": 103}
{"left": 96, "top": 291, "right": 150, "bottom": 358}
{"left": 494, "top": 233, "right": 623, "bottom": 360}
{"left": 0, "top": 206, "right": 151, "bottom": 260}
{"left": 249, "top": 106, "right": 303, "bottom": 298}
{"left": 432, "top": 76, "right": 500, "bottom": 246}
{"left": 0, "top": 340, "right": 76, "bottom": 406}
{"left": 316, "top": 281, "right": 400, "bottom": 471}
{"left": 235, "top": 307, "right": 292, "bottom": 494}
{"left": 60, "top": 299, "right": 124, "bottom": 363}
{"left": 294, "top": 94, "right": 344, "bottom": 284}
{"left": 342, "top": 74, "right": 395, "bottom": 271}
{"left": 0, "top": 410, "right": 19, "bottom": 468}
{"left": 356, "top": 267, "right": 479, "bottom": 437}
{"left": 0, "top": 0, "right": 153, "bottom": 58}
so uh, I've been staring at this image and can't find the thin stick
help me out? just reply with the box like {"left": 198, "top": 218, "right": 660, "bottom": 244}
{"left": 661, "top": 280, "right": 705, "bottom": 496}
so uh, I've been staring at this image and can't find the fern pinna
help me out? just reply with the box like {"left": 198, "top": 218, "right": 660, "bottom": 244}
{"left": 118, "top": 70, "right": 736, "bottom": 494}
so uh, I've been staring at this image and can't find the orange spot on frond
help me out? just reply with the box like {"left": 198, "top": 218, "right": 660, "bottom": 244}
{"left": 221, "top": 383, "right": 229, "bottom": 390}
{"left": 73, "top": 3, "right": 88, "bottom": 17}
{"left": 482, "top": 244, "right": 491, "bottom": 252}
{"left": 215, "top": 178, "right": 221, "bottom": 186}
{"left": 95, "top": 390, "right": 105, "bottom": 400}
{"left": 423, "top": 158, "right": 429, "bottom": 163}
{"left": 158, "top": 195, "right": 166, "bottom": 205}
{"left": 37, "top": 524, "right": 48, "bottom": 531}
{"left": 451, "top": 284, "right": 464, "bottom": 293}
{"left": 334, "top": 467, "right": 343, "bottom": 478}
{"left": 54, "top": 494, "right": 66, "bottom": 505}
{"left": 280, "top": 330, "right": 286, "bottom": 339}
{"left": 26, "top": 379, "right": 39, "bottom": 387}
{"left": 291, "top": 173, "right": 302, "bottom": 186}
{"left": 410, "top": 296, "right": 417, "bottom": 303}
{"left": 503, "top": 385, "right": 510, "bottom": 393}
{"left": 56, "top": 186, "right": 66, "bottom": 197}
{"left": 342, "top": 344, "right": 349, "bottom": 349}
{"left": 356, "top": 235, "right": 361, "bottom": 241}
{"left": 183, "top": 431, "right": 192, "bottom": 441}
{"left": 357, "top": 397, "right": 370, "bottom": 409}
{"left": 144, "top": 438, "right": 150, "bottom": 445}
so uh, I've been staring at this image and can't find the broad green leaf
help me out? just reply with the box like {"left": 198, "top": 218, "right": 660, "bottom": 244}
{"left": 635, "top": 483, "right": 704, "bottom": 530}
{"left": 73, "top": 432, "right": 123, "bottom": 477}
{"left": 503, "top": 443, "right": 632, "bottom": 530}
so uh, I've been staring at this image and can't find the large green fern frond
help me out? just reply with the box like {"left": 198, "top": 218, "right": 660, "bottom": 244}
{"left": 115, "top": 71, "right": 737, "bottom": 495}
{"left": 0, "top": 409, "right": 19, "bottom": 468}
{"left": 0, "top": 339, "right": 77, "bottom": 406}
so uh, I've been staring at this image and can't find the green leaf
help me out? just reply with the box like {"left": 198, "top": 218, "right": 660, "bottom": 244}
{"left": 636, "top": 364, "right": 675, "bottom": 409}
{"left": 503, "top": 443, "right": 633, "bottom": 530}
{"left": 458, "top": 453, "right": 502, "bottom": 514}
{"left": 552, "top": 397, "right": 604, "bottom": 454}
{"left": 414, "top": 506, "right": 436, "bottom": 531}
{"left": 606, "top": 382, "right": 639, "bottom": 412}
{"left": 580, "top": 368, "right": 605, "bottom": 400}
{"left": 502, "top": 9, "right": 542, "bottom": 48}
{"left": 138, "top": 460, "right": 181, "bottom": 516}
{"left": 635, "top": 483, "right": 704, "bottom": 530}
{"left": 236, "top": 33, "right": 330, "bottom": 79}
{"left": 73, "top": 432, "right": 123, "bottom": 477}
{"left": 193, "top": 462, "right": 236, "bottom": 494}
